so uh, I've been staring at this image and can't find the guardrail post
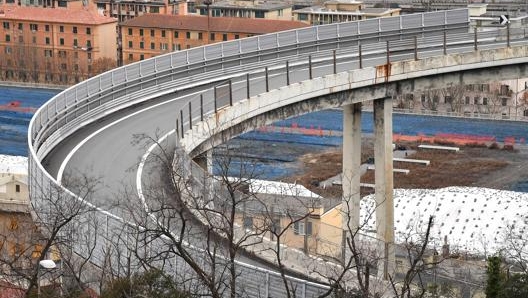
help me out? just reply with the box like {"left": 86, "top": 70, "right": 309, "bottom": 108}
{"left": 507, "top": 22, "right": 510, "bottom": 48}
{"left": 229, "top": 80, "right": 233, "bottom": 106}
{"left": 443, "top": 31, "right": 447, "bottom": 55}
{"left": 333, "top": 50, "right": 337, "bottom": 74}
{"left": 265, "top": 272, "right": 270, "bottom": 297}
{"left": 200, "top": 94, "right": 203, "bottom": 122}
{"left": 359, "top": 44, "right": 362, "bottom": 69}
{"left": 180, "top": 110, "right": 184, "bottom": 138}
{"left": 265, "top": 66, "right": 269, "bottom": 92}
{"left": 176, "top": 119, "right": 179, "bottom": 139}
{"left": 188, "top": 102, "right": 192, "bottom": 129}
{"left": 246, "top": 73, "right": 250, "bottom": 99}
{"left": 214, "top": 86, "right": 218, "bottom": 114}
{"left": 474, "top": 28, "right": 478, "bottom": 51}
{"left": 386, "top": 40, "right": 390, "bottom": 64}
{"left": 286, "top": 61, "right": 290, "bottom": 85}
{"left": 414, "top": 36, "right": 418, "bottom": 61}
{"left": 309, "top": 55, "right": 312, "bottom": 79}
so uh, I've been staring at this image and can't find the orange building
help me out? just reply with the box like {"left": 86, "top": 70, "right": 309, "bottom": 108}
{"left": 0, "top": 4, "right": 117, "bottom": 85}
{"left": 120, "top": 14, "right": 308, "bottom": 64}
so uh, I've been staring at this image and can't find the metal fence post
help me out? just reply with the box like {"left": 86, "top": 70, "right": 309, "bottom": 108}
{"left": 507, "top": 22, "right": 510, "bottom": 48}
{"left": 229, "top": 80, "right": 233, "bottom": 106}
{"left": 309, "top": 55, "right": 312, "bottom": 79}
{"left": 188, "top": 101, "right": 192, "bottom": 129}
{"left": 180, "top": 110, "right": 184, "bottom": 138}
{"left": 474, "top": 28, "right": 478, "bottom": 51}
{"left": 176, "top": 119, "right": 179, "bottom": 139}
{"left": 333, "top": 50, "right": 337, "bottom": 74}
{"left": 265, "top": 272, "right": 270, "bottom": 297}
{"left": 286, "top": 61, "right": 290, "bottom": 85}
{"left": 214, "top": 86, "right": 217, "bottom": 113}
{"left": 386, "top": 40, "right": 390, "bottom": 64}
{"left": 414, "top": 36, "right": 418, "bottom": 61}
{"left": 200, "top": 94, "right": 203, "bottom": 122}
{"left": 359, "top": 44, "right": 362, "bottom": 68}
{"left": 246, "top": 73, "right": 250, "bottom": 99}
{"left": 443, "top": 30, "right": 447, "bottom": 55}
{"left": 265, "top": 66, "right": 269, "bottom": 92}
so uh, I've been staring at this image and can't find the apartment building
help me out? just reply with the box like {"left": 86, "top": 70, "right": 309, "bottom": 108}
{"left": 293, "top": 0, "right": 401, "bottom": 25}
{"left": 120, "top": 14, "right": 308, "bottom": 63}
{"left": 93, "top": 0, "right": 186, "bottom": 22}
{"left": 0, "top": 4, "right": 117, "bottom": 84}
{"left": 194, "top": 0, "right": 293, "bottom": 20}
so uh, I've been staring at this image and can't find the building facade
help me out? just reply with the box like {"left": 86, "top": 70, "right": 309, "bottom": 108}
{"left": 293, "top": 0, "right": 401, "bottom": 25}
{"left": 93, "top": 0, "right": 186, "bottom": 22}
{"left": 120, "top": 14, "right": 308, "bottom": 64}
{"left": 194, "top": 0, "right": 293, "bottom": 20}
{"left": 0, "top": 4, "right": 117, "bottom": 84}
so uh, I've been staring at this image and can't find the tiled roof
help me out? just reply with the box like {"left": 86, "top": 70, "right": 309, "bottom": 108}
{"left": 0, "top": 5, "right": 117, "bottom": 25}
{"left": 120, "top": 14, "right": 308, "bottom": 33}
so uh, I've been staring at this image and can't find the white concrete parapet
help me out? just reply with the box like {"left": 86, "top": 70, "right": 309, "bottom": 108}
{"left": 367, "top": 165, "right": 410, "bottom": 174}
{"left": 418, "top": 144, "right": 460, "bottom": 152}
{"left": 393, "top": 157, "right": 430, "bottom": 166}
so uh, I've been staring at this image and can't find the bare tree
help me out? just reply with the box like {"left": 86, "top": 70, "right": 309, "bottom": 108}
{"left": 441, "top": 83, "right": 465, "bottom": 114}
{"left": 421, "top": 89, "right": 441, "bottom": 112}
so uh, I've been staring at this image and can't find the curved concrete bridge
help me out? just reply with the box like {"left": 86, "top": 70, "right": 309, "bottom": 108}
{"left": 28, "top": 8, "right": 528, "bottom": 296}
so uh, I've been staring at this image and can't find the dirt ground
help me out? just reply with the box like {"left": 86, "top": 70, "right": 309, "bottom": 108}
{"left": 284, "top": 140, "right": 528, "bottom": 199}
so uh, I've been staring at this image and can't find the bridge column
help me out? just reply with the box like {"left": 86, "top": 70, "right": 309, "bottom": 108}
{"left": 373, "top": 97, "right": 395, "bottom": 280}
{"left": 341, "top": 103, "right": 362, "bottom": 261}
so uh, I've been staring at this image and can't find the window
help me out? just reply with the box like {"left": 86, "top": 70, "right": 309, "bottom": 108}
{"left": 243, "top": 217, "right": 253, "bottom": 229}
{"left": 140, "top": 29, "right": 144, "bottom": 36}
{"left": 73, "top": 39, "right": 78, "bottom": 47}
{"left": 293, "top": 221, "right": 312, "bottom": 236}
{"left": 61, "top": 63, "right": 67, "bottom": 70}
{"left": 465, "top": 96, "right": 470, "bottom": 105}
{"left": 298, "top": 13, "right": 308, "bottom": 21}
{"left": 222, "top": 33, "right": 227, "bottom": 41}
{"left": 30, "top": 24, "right": 38, "bottom": 31}
{"left": 421, "top": 94, "right": 426, "bottom": 103}
{"left": 502, "top": 98, "right": 508, "bottom": 106}
{"left": 198, "top": 32, "right": 202, "bottom": 40}
{"left": 278, "top": 9, "right": 283, "bottom": 16}
{"left": 187, "top": 1, "right": 196, "bottom": 13}
{"left": 474, "top": 96, "right": 479, "bottom": 105}
{"left": 18, "top": 23, "right": 22, "bottom": 30}
{"left": 444, "top": 96, "right": 452, "bottom": 104}
{"left": 74, "top": 51, "right": 78, "bottom": 58}
{"left": 149, "top": 6, "right": 159, "bottom": 13}
{"left": 3, "top": 22, "right": 9, "bottom": 29}
{"left": 58, "top": 50, "right": 66, "bottom": 58}
{"left": 160, "top": 43, "right": 168, "bottom": 50}
{"left": 150, "top": 29, "right": 154, "bottom": 37}
{"left": 234, "top": 34, "right": 239, "bottom": 39}
{"left": 59, "top": 38, "right": 64, "bottom": 45}
{"left": 128, "top": 41, "right": 132, "bottom": 48}
{"left": 174, "top": 31, "right": 179, "bottom": 38}
{"left": 140, "top": 41, "right": 144, "bottom": 49}
{"left": 524, "top": 109, "right": 528, "bottom": 117}
{"left": 45, "top": 37, "right": 50, "bottom": 45}
{"left": 140, "top": 54, "right": 144, "bottom": 60}
{"left": 150, "top": 42, "right": 155, "bottom": 49}
{"left": 128, "top": 53, "right": 133, "bottom": 61}
{"left": 73, "top": 26, "right": 77, "bottom": 34}
{"left": 32, "top": 36, "right": 36, "bottom": 44}
{"left": 44, "top": 49, "right": 53, "bottom": 57}
{"left": 161, "top": 30, "right": 165, "bottom": 37}
{"left": 86, "top": 40, "right": 91, "bottom": 47}
{"left": 86, "top": 27, "right": 91, "bottom": 35}
{"left": 210, "top": 33, "right": 215, "bottom": 41}
{"left": 5, "top": 46, "right": 11, "bottom": 54}
{"left": 482, "top": 97, "right": 488, "bottom": 105}
{"left": 58, "top": 0, "right": 67, "bottom": 7}
{"left": 5, "top": 35, "right": 10, "bottom": 42}
{"left": 87, "top": 52, "right": 91, "bottom": 60}
{"left": 255, "top": 11, "right": 265, "bottom": 18}
{"left": 18, "top": 36, "right": 22, "bottom": 43}
{"left": 128, "top": 28, "right": 132, "bottom": 35}
{"left": 186, "top": 31, "right": 191, "bottom": 39}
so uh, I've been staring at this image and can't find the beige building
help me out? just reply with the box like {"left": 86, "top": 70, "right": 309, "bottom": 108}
{"left": 0, "top": 4, "right": 117, "bottom": 84}
{"left": 293, "top": 0, "right": 401, "bottom": 25}
{"left": 0, "top": 175, "right": 29, "bottom": 213}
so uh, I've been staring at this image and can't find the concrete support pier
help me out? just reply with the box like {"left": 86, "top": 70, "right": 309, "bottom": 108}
{"left": 373, "top": 97, "right": 395, "bottom": 280}
{"left": 341, "top": 103, "right": 362, "bottom": 258}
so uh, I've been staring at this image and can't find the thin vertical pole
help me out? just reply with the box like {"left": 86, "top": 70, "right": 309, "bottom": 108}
{"left": 229, "top": 80, "right": 233, "bottom": 106}
{"left": 188, "top": 102, "right": 192, "bottom": 129}
{"left": 309, "top": 55, "right": 312, "bottom": 79}
{"left": 214, "top": 86, "right": 217, "bottom": 113}
{"left": 265, "top": 66, "right": 269, "bottom": 92}
{"left": 180, "top": 110, "right": 184, "bottom": 138}
{"left": 443, "top": 30, "right": 447, "bottom": 55}
{"left": 333, "top": 50, "right": 337, "bottom": 74}
{"left": 474, "top": 28, "right": 478, "bottom": 51}
{"left": 200, "top": 94, "right": 203, "bottom": 121}
{"left": 386, "top": 41, "right": 390, "bottom": 65}
{"left": 246, "top": 73, "right": 250, "bottom": 99}
{"left": 176, "top": 119, "right": 179, "bottom": 138}
{"left": 414, "top": 36, "right": 418, "bottom": 60}
{"left": 359, "top": 44, "right": 363, "bottom": 69}
{"left": 286, "top": 61, "right": 290, "bottom": 85}
{"left": 507, "top": 22, "right": 511, "bottom": 48}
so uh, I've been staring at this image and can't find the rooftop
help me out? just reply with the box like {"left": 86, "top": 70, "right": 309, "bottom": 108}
{"left": 198, "top": 0, "right": 292, "bottom": 11}
{"left": 294, "top": 5, "right": 399, "bottom": 15}
{"left": 121, "top": 14, "right": 308, "bottom": 33}
{"left": 0, "top": 5, "right": 117, "bottom": 25}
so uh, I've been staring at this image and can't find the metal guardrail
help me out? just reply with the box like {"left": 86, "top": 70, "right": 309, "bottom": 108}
{"left": 29, "top": 8, "right": 517, "bottom": 296}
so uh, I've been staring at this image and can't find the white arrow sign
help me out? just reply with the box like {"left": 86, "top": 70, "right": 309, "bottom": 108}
{"left": 499, "top": 15, "right": 510, "bottom": 25}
